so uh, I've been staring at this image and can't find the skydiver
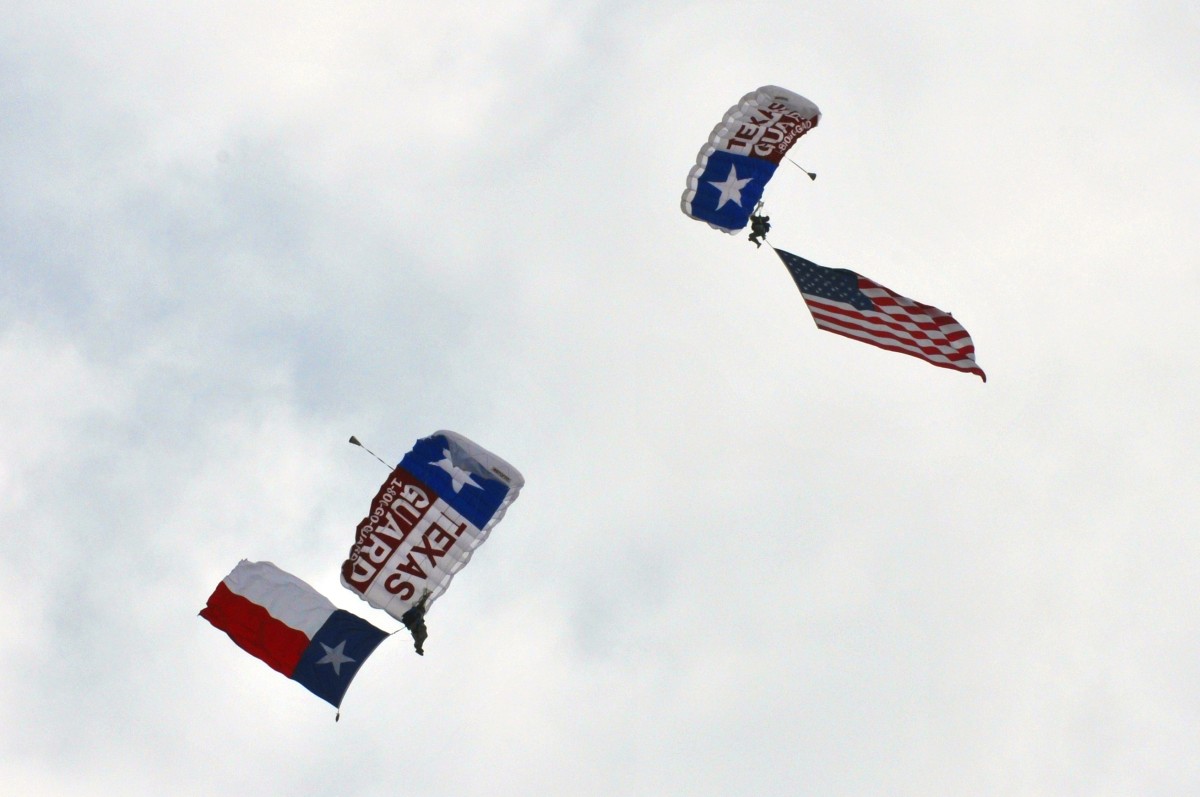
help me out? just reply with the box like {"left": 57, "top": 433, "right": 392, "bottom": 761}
{"left": 400, "top": 590, "right": 431, "bottom": 655}
{"left": 748, "top": 213, "right": 771, "bottom": 248}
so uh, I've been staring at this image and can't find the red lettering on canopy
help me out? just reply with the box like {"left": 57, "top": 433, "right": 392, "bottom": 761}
{"left": 361, "top": 530, "right": 401, "bottom": 566}
{"left": 411, "top": 514, "right": 469, "bottom": 569}
{"left": 720, "top": 102, "right": 817, "bottom": 164}
{"left": 342, "top": 465, "right": 438, "bottom": 593}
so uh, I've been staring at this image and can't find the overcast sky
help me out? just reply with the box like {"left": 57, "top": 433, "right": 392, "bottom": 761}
{"left": 3, "top": 2, "right": 1199, "bottom": 795}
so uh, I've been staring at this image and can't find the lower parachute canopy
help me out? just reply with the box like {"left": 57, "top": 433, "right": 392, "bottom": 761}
{"left": 341, "top": 430, "right": 523, "bottom": 653}
{"left": 681, "top": 85, "right": 820, "bottom": 233}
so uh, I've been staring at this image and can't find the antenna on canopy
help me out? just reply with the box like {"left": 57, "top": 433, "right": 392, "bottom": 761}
{"left": 348, "top": 436, "right": 393, "bottom": 470}
{"left": 786, "top": 158, "right": 817, "bottom": 180}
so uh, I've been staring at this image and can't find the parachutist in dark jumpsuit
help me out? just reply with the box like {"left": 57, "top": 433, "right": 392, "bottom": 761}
{"left": 401, "top": 591, "right": 431, "bottom": 655}
{"left": 748, "top": 213, "right": 771, "bottom": 248}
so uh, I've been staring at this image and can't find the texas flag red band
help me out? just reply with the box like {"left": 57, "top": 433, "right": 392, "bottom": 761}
{"left": 201, "top": 560, "right": 388, "bottom": 708}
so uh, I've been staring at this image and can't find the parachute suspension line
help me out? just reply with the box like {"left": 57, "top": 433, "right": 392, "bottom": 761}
{"left": 786, "top": 158, "right": 817, "bottom": 180}
{"left": 348, "top": 436, "right": 392, "bottom": 470}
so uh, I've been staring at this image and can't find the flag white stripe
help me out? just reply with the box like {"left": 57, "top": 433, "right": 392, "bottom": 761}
{"left": 806, "top": 297, "right": 971, "bottom": 346}
{"left": 806, "top": 300, "right": 981, "bottom": 370}
{"left": 806, "top": 302, "right": 976, "bottom": 355}
{"left": 222, "top": 560, "right": 335, "bottom": 638}
{"left": 814, "top": 315, "right": 978, "bottom": 368}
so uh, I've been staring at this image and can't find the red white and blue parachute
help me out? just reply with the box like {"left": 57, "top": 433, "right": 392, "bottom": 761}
{"left": 682, "top": 86, "right": 820, "bottom": 233}
{"left": 341, "top": 431, "right": 523, "bottom": 653}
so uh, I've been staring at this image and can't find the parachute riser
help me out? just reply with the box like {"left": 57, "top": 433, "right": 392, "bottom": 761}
{"left": 786, "top": 157, "right": 817, "bottom": 180}
{"left": 348, "top": 436, "right": 393, "bottom": 470}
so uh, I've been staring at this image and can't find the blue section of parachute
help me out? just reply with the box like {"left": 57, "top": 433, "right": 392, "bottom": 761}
{"left": 399, "top": 433, "right": 513, "bottom": 531}
{"left": 687, "top": 150, "right": 778, "bottom": 232}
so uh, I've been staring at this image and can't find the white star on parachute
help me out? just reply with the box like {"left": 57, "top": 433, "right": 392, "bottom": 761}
{"left": 709, "top": 164, "right": 752, "bottom": 209}
{"left": 431, "top": 449, "right": 482, "bottom": 493}
{"left": 316, "top": 640, "right": 356, "bottom": 676}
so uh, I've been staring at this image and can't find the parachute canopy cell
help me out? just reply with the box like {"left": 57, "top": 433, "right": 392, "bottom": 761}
{"left": 341, "top": 431, "right": 523, "bottom": 651}
{"left": 681, "top": 86, "right": 820, "bottom": 233}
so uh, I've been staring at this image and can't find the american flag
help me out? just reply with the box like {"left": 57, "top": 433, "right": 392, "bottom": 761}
{"left": 774, "top": 248, "right": 985, "bottom": 381}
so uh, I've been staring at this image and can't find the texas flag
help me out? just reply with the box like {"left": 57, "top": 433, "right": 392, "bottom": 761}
{"left": 201, "top": 560, "right": 388, "bottom": 709}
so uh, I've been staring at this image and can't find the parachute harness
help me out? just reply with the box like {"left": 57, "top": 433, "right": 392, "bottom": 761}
{"left": 748, "top": 202, "right": 771, "bottom": 248}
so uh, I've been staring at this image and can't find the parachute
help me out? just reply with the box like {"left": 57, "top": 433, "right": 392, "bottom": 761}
{"left": 341, "top": 430, "right": 523, "bottom": 654}
{"left": 681, "top": 86, "right": 820, "bottom": 234}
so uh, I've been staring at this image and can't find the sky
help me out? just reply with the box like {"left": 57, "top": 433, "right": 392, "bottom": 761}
{"left": 2, "top": 2, "right": 1199, "bottom": 795}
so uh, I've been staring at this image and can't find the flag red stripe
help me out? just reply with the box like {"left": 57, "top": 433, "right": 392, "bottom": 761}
{"left": 807, "top": 305, "right": 976, "bottom": 361}
{"left": 813, "top": 315, "right": 977, "bottom": 364}
{"left": 816, "top": 324, "right": 987, "bottom": 379}
{"left": 811, "top": 312, "right": 972, "bottom": 355}
{"left": 819, "top": 319, "right": 978, "bottom": 369}
{"left": 803, "top": 297, "right": 984, "bottom": 380}
{"left": 805, "top": 298, "right": 970, "bottom": 345}
{"left": 200, "top": 581, "right": 311, "bottom": 677}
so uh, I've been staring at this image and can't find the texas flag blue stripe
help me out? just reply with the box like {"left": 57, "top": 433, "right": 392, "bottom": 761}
{"left": 291, "top": 610, "right": 388, "bottom": 708}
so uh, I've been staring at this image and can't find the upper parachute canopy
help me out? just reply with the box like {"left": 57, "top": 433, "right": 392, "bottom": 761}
{"left": 681, "top": 86, "right": 820, "bottom": 234}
